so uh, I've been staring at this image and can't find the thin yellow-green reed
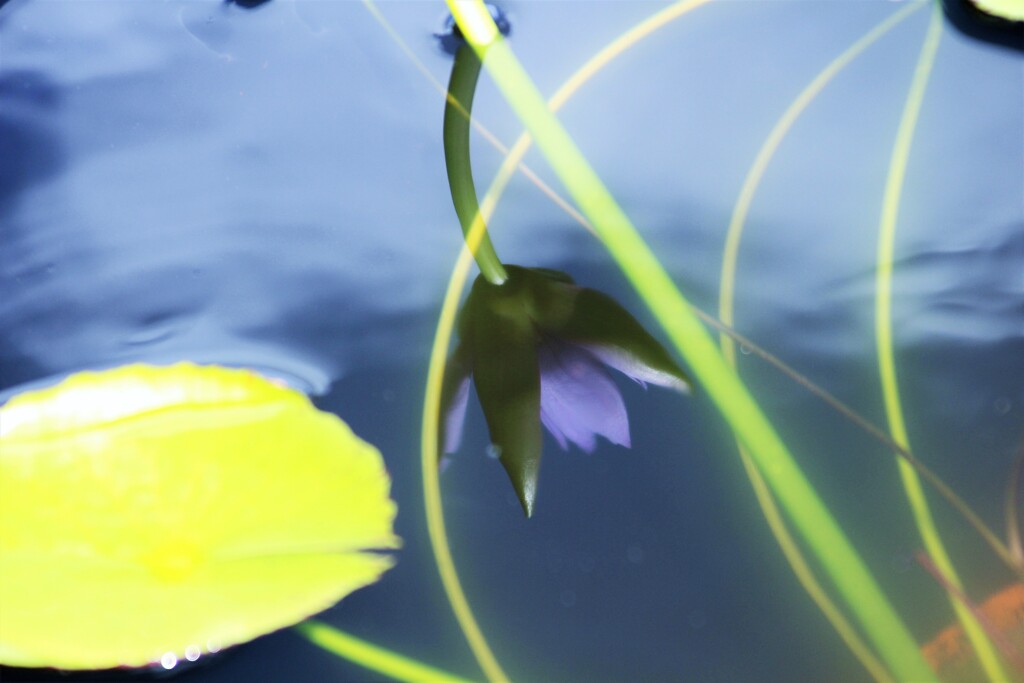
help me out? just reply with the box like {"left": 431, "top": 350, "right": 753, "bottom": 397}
{"left": 296, "top": 621, "right": 479, "bottom": 683}
{"left": 420, "top": 210, "right": 508, "bottom": 682}
{"left": 717, "top": 5, "right": 922, "bottom": 682}
{"left": 446, "top": 1, "right": 935, "bottom": 680}
{"left": 874, "top": 6, "right": 1007, "bottom": 681}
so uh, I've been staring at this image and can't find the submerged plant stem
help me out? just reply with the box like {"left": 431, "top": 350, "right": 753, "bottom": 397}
{"left": 445, "top": 45, "right": 508, "bottom": 286}
{"left": 705, "top": 308, "right": 1018, "bottom": 573}
{"left": 874, "top": 7, "right": 1008, "bottom": 683}
{"left": 296, "top": 621, "right": 479, "bottom": 683}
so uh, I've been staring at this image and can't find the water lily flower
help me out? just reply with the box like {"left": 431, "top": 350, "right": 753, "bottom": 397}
{"left": 437, "top": 26, "right": 687, "bottom": 517}
{"left": 442, "top": 266, "right": 691, "bottom": 517}
{"left": 0, "top": 363, "right": 398, "bottom": 670}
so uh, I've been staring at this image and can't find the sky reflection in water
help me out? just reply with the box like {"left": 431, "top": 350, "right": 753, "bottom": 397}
{"left": 0, "top": 1, "right": 1021, "bottom": 682}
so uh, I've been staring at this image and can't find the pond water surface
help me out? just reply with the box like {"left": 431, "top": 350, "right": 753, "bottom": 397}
{"left": 1, "top": 1, "right": 1021, "bottom": 681}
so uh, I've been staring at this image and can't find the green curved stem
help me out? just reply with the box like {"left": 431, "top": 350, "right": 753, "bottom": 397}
{"left": 420, "top": 244, "right": 510, "bottom": 683}
{"left": 446, "top": 2, "right": 934, "bottom": 680}
{"left": 874, "top": 7, "right": 1008, "bottom": 682}
{"left": 296, "top": 621, "right": 480, "bottom": 683}
{"left": 445, "top": 45, "right": 508, "bottom": 286}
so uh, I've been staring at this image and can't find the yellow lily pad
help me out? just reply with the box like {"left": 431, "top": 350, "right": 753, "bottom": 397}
{"left": 973, "top": 0, "right": 1024, "bottom": 22}
{"left": 0, "top": 363, "right": 399, "bottom": 670}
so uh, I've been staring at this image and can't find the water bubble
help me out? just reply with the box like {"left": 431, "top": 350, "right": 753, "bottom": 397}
{"left": 206, "top": 639, "right": 221, "bottom": 653}
{"left": 627, "top": 544, "right": 644, "bottom": 564}
{"left": 124, "top": 325, "right": 176, "bottom": 346}
{"left": 485, "top": 443, "right": 502, "bottom": 460}
{"left": 185, "top": 645, "right": 201, "bottom": 662}
{"left": 994, "top": 397, "right": 1012, "bottom": 415}
{"left": 436, "top": 4, "right": 511, "bottom": 56}
{"left": 890, "top": 553, "right": 913, "bottom": 574}
{"left": 739, "top": 345, "right": 752, "bottom": 355}
{"left": 160, "top": 652, "right": 178, "bottom": 670}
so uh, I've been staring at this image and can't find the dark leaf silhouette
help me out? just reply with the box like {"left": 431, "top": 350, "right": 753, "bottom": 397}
{"left": 441, "top": 266, "right": 690, "bottom": 516}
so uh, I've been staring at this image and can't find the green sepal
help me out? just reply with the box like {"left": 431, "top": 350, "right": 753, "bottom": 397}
{"left": 466, "top": 274, "right": 543, "bottom": 517}
{"left": 534, "top": 279, "right": 691, "bottom": 394}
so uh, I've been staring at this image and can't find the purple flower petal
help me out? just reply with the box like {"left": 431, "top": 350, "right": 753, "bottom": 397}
{"left": 582, "top": 344, "right": 691, "bottom": 393}
{"left": 442, "top": 371, "right": 471, "bottom": 454}
{"left": 537, "top": 338, "right": 630, "bottom": 452}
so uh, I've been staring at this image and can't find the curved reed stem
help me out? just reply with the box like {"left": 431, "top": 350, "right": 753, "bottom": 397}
{"left": 444, "top": 45, "right": 508, "bottom": 285}
{"left": 700, "top": 309, "right": 1018, "bottom": 574}
{"left": 874, "top": 7, "right": 1007, "bottom": 682}
{"left": 419, "top": 177, "right": 511, "bottom": 683}
{"left": 296, "top": 621, "right": 479, "bottom": 683}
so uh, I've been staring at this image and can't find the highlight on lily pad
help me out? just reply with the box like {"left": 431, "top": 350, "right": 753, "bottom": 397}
{"left": 441, "top": 265, "right": 691, "bottom": 516}
{"left": 0, "top": 362, "right": 399, "bottom": 670}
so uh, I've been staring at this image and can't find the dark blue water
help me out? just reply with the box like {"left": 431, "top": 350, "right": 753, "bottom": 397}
{"left": 1, "top": 1, "right": 1021, "bottom": 681}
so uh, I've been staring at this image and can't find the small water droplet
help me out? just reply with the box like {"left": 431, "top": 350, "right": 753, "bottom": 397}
{"left": 994, "top": 397, "right": 1012, "bottom": 416}
{"left": 739, "top": 345, "right": 752, "bottom": 355}
{"left": 185, "top": 645, "right": 201, "bottom": 662}
{"left": 485, "top": 444, "right": 502, "bottom": 460}
{"left": 125, "top": 325, "right": 176, "bottom": 346}
{"left": 160, "top": 652, "right": 178, "bottom": 670}
{"left": 627, "top": 544, "right": 644, "bottom": 564}
{"left": 890, "top": 553, "right": 912, "bottom": 574}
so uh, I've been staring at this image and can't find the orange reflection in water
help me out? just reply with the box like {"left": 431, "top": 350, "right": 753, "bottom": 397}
{"left": 923, "top": 583, "right": 1024, "bottom": 683}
